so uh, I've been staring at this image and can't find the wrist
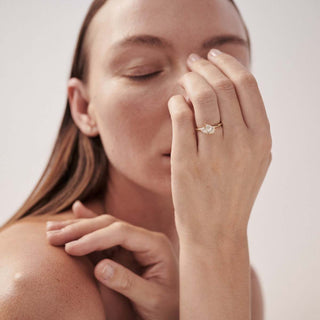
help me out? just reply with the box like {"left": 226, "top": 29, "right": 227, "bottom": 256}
{"left": 178, "top": 227, "right": 248, "bottom": 252}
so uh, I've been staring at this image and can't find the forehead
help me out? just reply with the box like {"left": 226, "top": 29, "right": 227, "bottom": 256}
{"left": 87, "top": 0, "right": 247, "bottom": 55}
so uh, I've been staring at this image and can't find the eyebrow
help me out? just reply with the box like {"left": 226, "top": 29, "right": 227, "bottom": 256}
{"left": 110, "top": 33, "right": 249, "bottom": 51}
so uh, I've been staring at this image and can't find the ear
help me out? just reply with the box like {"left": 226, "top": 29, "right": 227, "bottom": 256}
{"left": 67, "top": 78, "right": 99, "bottom": 137}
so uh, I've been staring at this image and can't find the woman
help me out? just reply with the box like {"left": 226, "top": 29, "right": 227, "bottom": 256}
{"left": 0, "top": 0, "right": 271, "bottom": 319}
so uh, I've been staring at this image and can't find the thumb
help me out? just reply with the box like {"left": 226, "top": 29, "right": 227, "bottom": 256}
{"left": 72, "top": 200, "right": 98, "bottom": 219}
{"left": 94, "top": 259, "right": 158, "bottom": 308}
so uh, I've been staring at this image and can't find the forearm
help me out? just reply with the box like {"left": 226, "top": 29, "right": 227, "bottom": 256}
{"left": 179, "top": 234, "right": 251, "bottom": 320}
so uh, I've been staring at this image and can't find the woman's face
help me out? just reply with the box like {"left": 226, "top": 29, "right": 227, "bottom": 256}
{"left": 83, "top": 0, "right": 250, "bottom": 195}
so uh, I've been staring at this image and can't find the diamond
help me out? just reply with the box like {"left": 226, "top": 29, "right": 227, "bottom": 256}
{"left": 205, "top": 124, "right": 215, "bottom": 134}
{"left": 196, "top": 122, "right": 222, "bottom": 134}
{"left": 199, "top": 124, "right": 216, "bottom": 134}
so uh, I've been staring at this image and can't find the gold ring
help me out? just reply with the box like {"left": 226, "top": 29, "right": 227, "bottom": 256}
{"left": 195, "top": 122, "right": 223, "bottom": 135}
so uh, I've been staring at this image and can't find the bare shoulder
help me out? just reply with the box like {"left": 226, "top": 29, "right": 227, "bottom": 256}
{"left": 250, "top": 265, "right": 264, "bottom": 320}
{"left": 0, "top": 219, "right": 106, "bottom": 320}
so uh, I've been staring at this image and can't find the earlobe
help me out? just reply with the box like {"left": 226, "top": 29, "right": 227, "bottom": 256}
{"left": 67, "top": 77, "right": 99, "bottom": 137}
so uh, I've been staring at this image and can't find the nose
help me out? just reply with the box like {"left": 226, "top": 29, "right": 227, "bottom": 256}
{"left": 171, "top": 82, "right": 188, "bottom": 100}
{"left": 168, "top": 62, "right": 192, "bottom": 103}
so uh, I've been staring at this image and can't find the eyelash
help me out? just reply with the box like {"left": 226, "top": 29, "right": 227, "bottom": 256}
{"left": 126, "top": 71, "right": 162, "bottom": 81}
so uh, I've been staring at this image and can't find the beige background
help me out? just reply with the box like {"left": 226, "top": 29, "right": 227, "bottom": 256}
{"left": 0, "top": 0, "right": 319, "bottom": 319}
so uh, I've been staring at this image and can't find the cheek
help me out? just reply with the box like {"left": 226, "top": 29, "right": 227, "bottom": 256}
{"left": 94, "top": 83, "right": 166, "bottom": 161}
{"left": 93, "top": 82, "right": 172, "bottom": 193}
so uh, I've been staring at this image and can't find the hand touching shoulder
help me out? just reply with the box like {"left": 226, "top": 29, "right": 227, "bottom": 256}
{"left": 0, "top": 220, "right": 106, "bottom": 320}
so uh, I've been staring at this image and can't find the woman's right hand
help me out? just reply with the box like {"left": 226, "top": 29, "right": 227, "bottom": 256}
{"left": 46, "top": 201, "right": 179, "bottom": 320}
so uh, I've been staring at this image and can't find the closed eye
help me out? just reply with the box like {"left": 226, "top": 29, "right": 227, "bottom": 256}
{"left": 125, "top": 71, "right": 162, "bottom": 81}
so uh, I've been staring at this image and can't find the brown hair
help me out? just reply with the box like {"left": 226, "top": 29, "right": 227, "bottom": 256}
{"left": 0, "top": 0, "right": 251, "bottom": 231}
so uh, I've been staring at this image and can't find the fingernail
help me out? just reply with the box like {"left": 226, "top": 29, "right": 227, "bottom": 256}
{"left": 65, "top": 240, "right": 79, "bottom": 251}
{"left": 209, "top": 48, "right": 222, "bottom": 58}
{"left": 46, "top": 230, "right": 61, "bottom": 236}
{"left": 101, "top": 264, "right": 114, "bottom": 280}
{"left": 188, "top": 53, "right": 201, "bottom": 64}
{"left": 73, "top": 200, "right": 82, "bottom": 208}
{"left": 46, "top": 221, "right": 57, "bottom": 229}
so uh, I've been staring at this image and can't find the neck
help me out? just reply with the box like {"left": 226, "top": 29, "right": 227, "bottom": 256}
{"left": 101, "top": 166, "right": 180, "bottom": 257}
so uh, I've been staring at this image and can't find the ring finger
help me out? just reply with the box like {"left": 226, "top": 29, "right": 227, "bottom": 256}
{"left": 178, "top": 71, "right": 223, "bottom": 154}
{"left": 186, "top": 54, "right": 246, "bottom": 138}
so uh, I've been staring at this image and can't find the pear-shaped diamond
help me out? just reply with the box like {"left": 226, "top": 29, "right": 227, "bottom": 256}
{"left": 205, "top": 124, "right": 215, "bottom": 134}
{"left": 199, "top": 124, "right": 215, "bottom": 134}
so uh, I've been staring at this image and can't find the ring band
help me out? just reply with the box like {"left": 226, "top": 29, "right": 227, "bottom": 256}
{"left": 195, "top": 122, "right": 223, "bottom": 135}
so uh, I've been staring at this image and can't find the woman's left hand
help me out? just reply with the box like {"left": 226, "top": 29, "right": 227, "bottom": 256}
{"left": 168, "top": 50, "right": 272, "bottom": 246}
{"left": 46, "top": 201, "right": 179, "bottom": 320}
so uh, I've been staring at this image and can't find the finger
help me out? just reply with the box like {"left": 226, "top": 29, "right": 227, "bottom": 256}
{"left": 168, "top": 94, "right": 198, "bottom": 160}
{"left": 178, "top": 71, "right": 223, "bottom": 154}
{"left": 46, "top": 214, "right": 117, "bottom": 246}
{"left": 46, "top": 219, "right": 79, "bottom": 231}
{"left": 207, "top": 49, "right": 270, "bottom": 132}
{"left": 72, "top": 200, "right": 99, "bottom": 219}
{"left": 94, "top": 259, "right": 161, "bottom": 310}
{"left": 65, "top": 221, "right": 174, "bottom": 268}
{"left": 187, "top": 53, "right": 246, "bottom": 136}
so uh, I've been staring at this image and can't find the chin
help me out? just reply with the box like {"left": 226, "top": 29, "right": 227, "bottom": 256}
{"left": 139, "top": 166, "right": 172, "bottom": 196}
{"left": 154, "top": 176, "right": 172, "bottom": 196}
{"left": 143, "top": 171, "right": 172, "bottom": 196}
{"left": 110, "top": 155, "right": 173, "bottom": 196}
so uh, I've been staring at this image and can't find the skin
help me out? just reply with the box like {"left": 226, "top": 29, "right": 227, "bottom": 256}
{"left": 47, "top": 203, "right": 180, "bottom": 319}
{"left": 61, "top": 0, "right": 271, "bottom": 318}
{"left": 0, "top": 0, "right": 269, "bottom": 319}
{"left": 68, "top": 0, "right": 250, "bottom": 257}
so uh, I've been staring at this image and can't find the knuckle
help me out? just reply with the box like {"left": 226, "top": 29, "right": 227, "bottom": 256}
{"left": 235, "top": 72, "right": 258, "bottom": 88}
{"left": 168, "top": 95, "right": 193, "bottom": 121}
{"left": 255, "top": 131, "right": 273, "bottom": 152}
{"left": 179, "top": 71, "right": 194, "bottom": 83}
{"left": 264, "top": 134, "right": 273, "bottom": 151}
{"left": 168, "top": 94, "right": 184, "bottom": 107}
{"left": 98, "top": 214, "right": 116, "bottom": 224}
{"left": 155, "top": 232, "right": 170, "bottom": 247}
{"left": 173, "top": 108, "right": 194, "bottom": 124}
{"left": 63, "top": 224, "right": 74, "bottom": 233}
{"left": 117, "top": 273, "right": 134, "bottom": 291}
{"left": 63, "top": 223, "right": 81, "bottom": 234}
{"left": 195, "top": 59, "right": 210, "bottom": 68}
{"left": 261, "top": 138, "right": 273, "bottom": 155}
{"left": 193, "top": 89, "right": 215, "bottom": 105}
{"left": 112, "top": 221, "right": 128, "bottom": 232}
{"left": 214, "top": 79, "right": 235, "bottom": 92}
{"left": 260, "top": 119, "right": 271, "bottom": 133}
